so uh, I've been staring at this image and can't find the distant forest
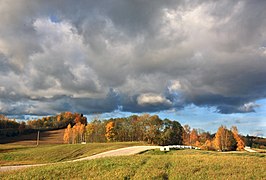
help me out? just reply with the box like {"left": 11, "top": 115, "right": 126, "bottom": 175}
{"left": 0, "top": 112, "right": 86, "bottom": 138}
{"left": 0, "top": 113, "right": 265, "bottom": 150}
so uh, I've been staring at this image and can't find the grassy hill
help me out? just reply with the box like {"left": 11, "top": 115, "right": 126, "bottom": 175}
{"left": 1, "top": 149, "right": 265, "bottom": 179}
{"left": 0, "top": 129, "right": 65, "bottom": 145}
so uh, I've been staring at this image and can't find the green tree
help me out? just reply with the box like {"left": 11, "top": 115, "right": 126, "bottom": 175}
{"left": 161, "top": 119, "right": 183, "bottom": 145}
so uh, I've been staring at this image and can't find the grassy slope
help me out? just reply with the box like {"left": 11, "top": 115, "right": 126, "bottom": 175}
{"left": 0, "top": 142, "right": 146, "bottom": 166}
{"left": 0, "top": 129, "right": 65, "bottom": 145}
{"left": 1, "top": 149, "right": 265, "bottom": 179}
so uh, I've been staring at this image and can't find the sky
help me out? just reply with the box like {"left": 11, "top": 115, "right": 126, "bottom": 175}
{"left": 0, "top": 0, "right": 265, "bottom": 136}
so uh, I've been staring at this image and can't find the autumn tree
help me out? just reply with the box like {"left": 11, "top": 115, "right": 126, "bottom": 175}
{"left": 86, "top": 122, "right": 95, "bottom": 143}
{"left": 182, "top": 124, "right": 191, "bottom": 145}
{"left": 89, "top": 119, "right": 106, "bottom": 142}
{"left": 190, "top": 129, "right": 199, "bottom": 145}
{"left": 70, "top": 122, "right": 86, "bottom": 143}
{"left": 231, "top": 126, "right": 245, "bottom": 150}
{"left": 113, "top": 118, "right": 129, "bottom": 141}
{"left": 78, "top": 122, "right": 86, "bottom": 142}
{"left": 63, "top": 124, "right": 72, "bottom": 144}
{"left": 27, "top": 112, "right": 87, "bottom": 130}
{"left": 72, "top": 125, "right": 77, "bottom": 144}
{"left": 198, "top": 131, "right": 212, "bottom": 144}
{"left": 105, "top": 121, "right": 115, "bottom": 142}
{"left": 214, "top": 125, "right": 236, "bottom": 151}
{"left": 201, "top": 139, "right": 214, "bottom": 150}
{"left": 214, "top": 126, "right": 226, "bottom": 151}
{"left": 74, "top": 114, "right": 87, "bottom": 125}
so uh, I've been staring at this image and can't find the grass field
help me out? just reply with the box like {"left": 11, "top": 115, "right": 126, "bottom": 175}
{"left": 1, "top": 149, "right": 265, "bottom": 179}
{"left": 0, "top": 142, "right": 146, "bottom": 166}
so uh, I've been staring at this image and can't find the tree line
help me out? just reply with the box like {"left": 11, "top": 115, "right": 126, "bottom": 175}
{"left": 0, "top": 112, "right": 87, "bottom": 138}
{"left": 182, "top": 124, "right": 245, "bottom": 151}
{"left": 27, "top": 112, "right": 87, "bottom": 130}
{"left": 1, "top": 112, "right": 265, "bottom": 150}
{"left": 63, "top": 114, "right": 250, "bottom": 151}
{"left": 63, "top": 114, "right": 183, "bottom": 146}
{"left": 0, "top": 114, "right": 26, "bottom": 137}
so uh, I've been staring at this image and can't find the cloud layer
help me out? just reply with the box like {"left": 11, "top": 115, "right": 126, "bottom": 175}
{"left": 0, "top": 0, "right": 266, "bottom": 115}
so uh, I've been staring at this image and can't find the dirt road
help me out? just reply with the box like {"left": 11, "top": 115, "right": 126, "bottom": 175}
{"left": 72, "top": 146, "right": 160, "bottom": 162}
{"left": 0, "top": 146, "right": 160, "bottom": 172}
{"left": 244, "top": 147, "right": 257, "bottom": 153}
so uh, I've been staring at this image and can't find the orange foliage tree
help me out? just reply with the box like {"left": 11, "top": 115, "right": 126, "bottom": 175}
{"left": 231, "top": 126, "right": 245, "bottom": 151}
{"left": 105, "top": 121, "right": 115, "bottom": 142}
{"left": 200, "top": 139, "right": 214, "bottom": 150}
{"left": 71, "top": 122, "right": 86, "bottom": 144}
{"left": 190, "top": 129, "right": 199, "bottom": 145}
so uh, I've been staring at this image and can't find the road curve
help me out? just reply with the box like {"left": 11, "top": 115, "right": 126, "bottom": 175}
{"left": 244, "top": 147, "right": 257, "bottom": 153}
{"left": 72, "top": 146, "right": 160, "bottom": 162}
{"left": 0, "top": 146, "right": 160, "bottom": 172}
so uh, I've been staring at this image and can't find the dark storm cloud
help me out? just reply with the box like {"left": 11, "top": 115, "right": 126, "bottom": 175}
{"left": 0, "top": 0, "right": 266, "bottom": 115}
{"left": 0, "top": 53, "right": 11, "bottom": 74}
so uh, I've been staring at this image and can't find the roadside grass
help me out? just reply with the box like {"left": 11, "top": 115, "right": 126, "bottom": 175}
{"left": 253, "top": 148, "right": 266, "bottom": 153}
{"left": 1, "top": 149, "right": 265, "bottom": 179}
{"left": 0, "top": 142, "right": 146, "bottom": 166}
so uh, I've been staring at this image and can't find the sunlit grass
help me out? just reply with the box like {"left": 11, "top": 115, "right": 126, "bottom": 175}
{"left": 1, "top": 149, "right": 265, "bottom": 179}
{"left": 0, "top": 142, "right": 146, "bottom": 166}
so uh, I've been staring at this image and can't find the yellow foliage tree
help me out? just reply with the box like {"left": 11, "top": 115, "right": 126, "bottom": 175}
{"left": 231, "top": 126, "right": 245, "bottom": 151}
{"left": 72, "top": 125, "right": 77, "bottom": 144}
{"left": 86, "top": 123, "right": 95, "bottom": 142}
{"left": 78, "top": 123, "right": 86, "bottom": 143}
{"left": 105, "top": 121, "right": 115, "bottom": 142}
{"left": 214, "top": 125, "right": 227, "bottom": 151}
{"left": 214, "top": 125, "right": 236, "bottom": 151}
{"left": 63, "top": 124, "right": 72, "bottom": 144}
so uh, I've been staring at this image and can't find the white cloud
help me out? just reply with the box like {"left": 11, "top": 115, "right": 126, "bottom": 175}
{"left": 238, "top": 102, "right": 260, "bottom": 112}
{"left": 137, "top": 93, "right": 172, "bottom": 106}
{"left": 168, "top": 80, "right": 182, "bottom": 92}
